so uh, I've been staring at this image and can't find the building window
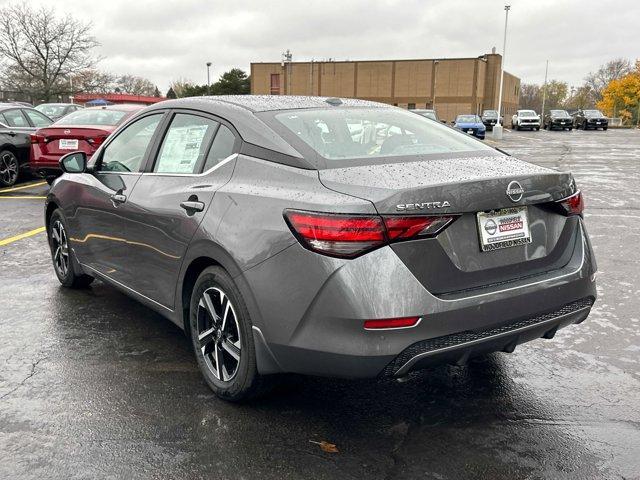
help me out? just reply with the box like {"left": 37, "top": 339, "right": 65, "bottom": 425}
{"left": 408, "top": 103, "right": 416, "bottom": 110}
{"left": 270, "top": 74, "right": 280, "bottom": 95}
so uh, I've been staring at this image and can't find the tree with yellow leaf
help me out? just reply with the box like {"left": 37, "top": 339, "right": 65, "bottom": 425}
{"left": 597, "top": 61, "right": 640, "bottom": 126}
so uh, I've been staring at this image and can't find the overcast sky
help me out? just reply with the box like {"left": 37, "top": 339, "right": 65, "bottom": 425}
{"left": 5, "top": 0, "right": 640, "bottom": 92}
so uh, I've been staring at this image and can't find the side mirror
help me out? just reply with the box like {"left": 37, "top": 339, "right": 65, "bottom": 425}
{"left": 59, "top": 151, "right": 87, "bottom": 173}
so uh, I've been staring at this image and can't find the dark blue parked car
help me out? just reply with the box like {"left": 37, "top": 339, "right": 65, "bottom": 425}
{"left": 453, "top": 114, "right": 486, "bottom": 139}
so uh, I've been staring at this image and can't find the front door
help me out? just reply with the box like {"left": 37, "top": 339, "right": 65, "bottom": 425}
{"left": 120, "top": 112, "right": 239, "bottom": 309}
{"left": 68, "top": 113, "right": 165, "bottom": 285}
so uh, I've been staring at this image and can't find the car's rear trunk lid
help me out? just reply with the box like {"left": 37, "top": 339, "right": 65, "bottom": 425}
{"left": 36, "top": 125, "right": 114, "bottom": 156}
{"left": 318, "top": 153, "right": 578, "bottom": 295}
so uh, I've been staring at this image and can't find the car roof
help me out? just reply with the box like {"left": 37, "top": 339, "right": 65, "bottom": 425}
{"left": 83, "top": 103, "right": 145, "bottom": 112}
{"left": 37, "top": 102, "right": 76, "bottom": 106}
{"left": 156, "top": 95, "right": 389, "bottom": 113}
{"left": 139, "top": 96, "right": 393, "bottom": 161}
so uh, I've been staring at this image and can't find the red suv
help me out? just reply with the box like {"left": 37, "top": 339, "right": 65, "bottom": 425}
{"left": 30, "top": 104, "right": 144, "bottom": 183}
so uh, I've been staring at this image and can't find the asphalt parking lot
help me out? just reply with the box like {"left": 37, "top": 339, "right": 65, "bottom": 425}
{"left": 1, "top": 128, "right": 639, "bottom": 480}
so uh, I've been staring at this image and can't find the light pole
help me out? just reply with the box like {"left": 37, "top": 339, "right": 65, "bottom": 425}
{"left": 540, "top": 60, "right": 549, "bottom": 125}
{"left": 493, "top": 4, "right": 511, "bottom": 140}
{"left": 206, "top": 62, "right": 212, "bottom": 92}
{"left": 432, "top": 60, "right": 439, "bottom": 113}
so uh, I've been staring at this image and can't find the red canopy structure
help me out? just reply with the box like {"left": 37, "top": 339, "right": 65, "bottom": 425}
{"left": 72, "top": 93, "right": 165, "bottom": 106}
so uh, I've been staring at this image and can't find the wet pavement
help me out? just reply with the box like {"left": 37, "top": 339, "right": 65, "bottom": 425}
{"left": 1, "top": 129, "right": 639, "bottom": 480}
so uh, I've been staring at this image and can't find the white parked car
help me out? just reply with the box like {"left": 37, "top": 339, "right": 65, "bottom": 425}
{"left": 511, "top": 110, "right": 541, "bottom": 131}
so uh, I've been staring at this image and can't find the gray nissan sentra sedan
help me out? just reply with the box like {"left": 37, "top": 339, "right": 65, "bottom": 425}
{"left": 45, "top": 96, "right": 597, "bottom": 401}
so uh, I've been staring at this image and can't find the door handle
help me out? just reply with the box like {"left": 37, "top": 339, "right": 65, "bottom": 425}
{"left": 7, "top": 131, "right": 16, "bottom": 137}
{"left": 180, "top": 200, "right": 205, "bottom": 213}
{"left": 110, "top": 193, "right": 127, "bottom": 205}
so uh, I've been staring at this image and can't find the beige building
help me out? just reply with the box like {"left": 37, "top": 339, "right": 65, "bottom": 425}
{"left": 251, "top": 53, "right": 520, "bottom": 123}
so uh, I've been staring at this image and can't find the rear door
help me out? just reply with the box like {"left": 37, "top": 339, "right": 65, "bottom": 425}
{"left": 68, "top": 112, "right": 166, "bottom": 283}
{"left": 120, "top": 110, "right": 240, "bottom": 309}
{"left": 23, "top": 109, "right": 53, "bottom": 128}
{"left": 0, "top": 109, "right": 32, "bottom": 170}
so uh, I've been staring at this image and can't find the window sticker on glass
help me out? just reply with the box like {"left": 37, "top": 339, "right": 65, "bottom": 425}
{"left": 155, "top": 114, "right": 219, "bottom": 174}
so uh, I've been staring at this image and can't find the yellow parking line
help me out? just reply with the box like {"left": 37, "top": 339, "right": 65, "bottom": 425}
{"left": 0, "top": 196, "right": 46, "bottom": 199}
{"left": 0, "top": 181, "right": 46, "bottom": 193}
{"left": 0, "top": 226, "right": 46, "bottom": 246}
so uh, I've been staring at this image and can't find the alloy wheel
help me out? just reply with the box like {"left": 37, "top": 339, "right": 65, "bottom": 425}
{"left": 51, "top": 220, "right": 70, "bottom": 277}
{"left": 196, "top": 287, "right": 242, "bottom": 382}
{"left": 0, "top": 152, "right": 18, "bottom": 186}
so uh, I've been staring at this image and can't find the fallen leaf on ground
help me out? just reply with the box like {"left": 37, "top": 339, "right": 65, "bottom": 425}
{"left": 309, "top": 440, "right": 339, "bottom": 453}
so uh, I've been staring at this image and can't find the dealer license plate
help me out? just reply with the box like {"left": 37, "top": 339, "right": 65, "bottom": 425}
{"left": 59, "top": 139, "right": 79, "bottom": 150}
{"left": 476, "top": 207, "right": 532, "bottom": 252}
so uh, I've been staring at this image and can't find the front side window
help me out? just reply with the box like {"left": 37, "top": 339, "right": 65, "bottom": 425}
{"left": 271, "top": 107, "right": 492, "bottom": 161}
{"left": 1, "top": 109, "right": 29, "bottom": 127}
{"left": 24, "top": 109, "right": 53, "bottom": 127}
{"left": 154, "top": 114, "right": 219, "bottom": 174}
{"left": 100, "top": 114, "right": 162, "bottom": 172}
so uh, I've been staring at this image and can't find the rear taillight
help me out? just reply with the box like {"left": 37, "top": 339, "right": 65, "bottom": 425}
{"left": 383, "top": 216, "right": 455, "bottom": 240}
{"left": 284, "top": 210, "right": 385, "bottom": 258}
{"left": 30, "top": 134, "right": 45, "bottom": 144}
{"left": 86, "top": 136, "right": 107, "bottom": 147}
{"left": 284, "top": 210, "right": 457, "bottom": 258}
{"left": 557, "top": 191, "right": 584, "bottom": 216}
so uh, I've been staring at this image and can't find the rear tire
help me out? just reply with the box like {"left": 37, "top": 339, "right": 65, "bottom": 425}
{"left": 189, "top": 266, "right": 269, "bottom": 402}
{"left": 0, "top": 150, "right": 19, "bottom": 187}
{"left": 48, "top": 209, "right": 94, "bottom": 288}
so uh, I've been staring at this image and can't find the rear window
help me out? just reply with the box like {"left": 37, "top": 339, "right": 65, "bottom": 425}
{"left": 272, "top": 107, "right": 491, "bottom": 161}
{"left": 56, "top": 109, "right": 128, "bottom": 126}
{"left": 36, "top": 104, "right": 66, "bottom": 117}
{"left": 456, "top": 115, "right": 480, "bottom": 123}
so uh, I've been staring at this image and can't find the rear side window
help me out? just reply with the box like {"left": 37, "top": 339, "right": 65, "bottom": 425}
{"left": 24, "top": 109, "right": 52, "bottom": 127}
{"left": 154, "top": 114, "right": 219, "bottom": 174}
{"left": 1, "top": 109, "right": 29, "bottom": 127}
{"left": 203, "top": 124, "right": 236, "bottom": 171}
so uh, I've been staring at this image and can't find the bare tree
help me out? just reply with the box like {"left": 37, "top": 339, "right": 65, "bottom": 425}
{"left": 519, "top": 83, "right": 541, "bottom": 111}
{"left": 585, "top": 58, "right": 633, "bottom": 102}
{"left": 0, "top": 3, "right": 99, "bottom": 101}
{"left": 169, "top": 78, "right": 194, "bottom": 98}
{"left": 71, "top": 69, "right": 115, "bottom": 94}
{"left": 115, "top": 75, "right": 157, "bottom": 96}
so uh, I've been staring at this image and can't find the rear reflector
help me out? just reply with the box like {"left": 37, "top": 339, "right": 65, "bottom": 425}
{"left": 284, "top": 210, "right": 458, "bottom": 258}
{"left": 557, "top": 190, "right": 584, "bottom": 216}
{"left": 364, "top": 317, "right": 421, "bottom": 330}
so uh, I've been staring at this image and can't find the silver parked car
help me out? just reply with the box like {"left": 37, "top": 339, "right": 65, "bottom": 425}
{"left": 46, "top": 96, "right": 597, "bottom": 401}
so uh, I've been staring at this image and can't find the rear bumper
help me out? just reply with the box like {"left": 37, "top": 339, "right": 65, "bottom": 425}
{"left": 382, "top": 297, "right": 592, "bottom": 376}
{"left": 243, "top": 220, "right": 597, "bottom": 378}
